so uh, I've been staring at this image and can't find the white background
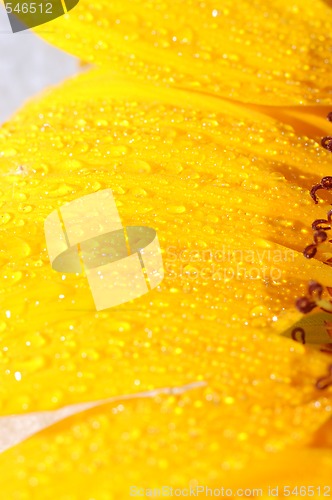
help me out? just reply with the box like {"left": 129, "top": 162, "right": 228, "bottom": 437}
{"left": 0, "top": 3, "right": 79, "bottom": 124}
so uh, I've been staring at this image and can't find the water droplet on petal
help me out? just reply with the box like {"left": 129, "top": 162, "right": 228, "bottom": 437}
{"left": 0, "top": 213, "right": 11, "bottom": 225}
{"left": 168, "top": 205, "right": 186, "bottom": 214}
{"left": 18, "top": 205, "right": 33, "bottom": 213}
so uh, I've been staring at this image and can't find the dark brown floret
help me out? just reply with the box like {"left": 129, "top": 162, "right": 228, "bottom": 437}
{"left": 313, "top": 230, "right": 328, "bottom": 244}
{"left": 308, "top": 280, "right": 324, "bottom": 299}
{"left": 291, "top": 327, "right": 306, "bottom": 344}
{"left": 310, "top": 176, "right": 332, "bottom": 204}
{"left": 295, "top": 297, "right": 317, "bottom": 314}
{"left": 322, "top": 137, "right": 332, "bottom": 152}
{"left": 311, "top": 219, "right": 331, "bottom": 231}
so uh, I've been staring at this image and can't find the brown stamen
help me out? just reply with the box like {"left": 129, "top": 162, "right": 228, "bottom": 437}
{"left": 303, "top": 244, "right": 317, "bottom": 259}
{"left": 316, "top": 364, "right": 332, "bottom": 390}
{"left": 320, "top": 345, "right": 332, "bottom": 355}
{"left": 327, "top": 112, "right": 332, "bottom": 123}
{"left": 322, "top": 137, "right": 332, "bottom": 152}
{"left": 291, "top": 327, "right": 306, "bottom": 344}
{"left": 310, "top": 176, "right": 332, "bottom": 204}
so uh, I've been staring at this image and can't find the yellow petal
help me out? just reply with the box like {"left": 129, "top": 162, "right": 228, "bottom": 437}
{"left": 33, "top": 0, "right": 332, "bottom": 105}
{"left": 1, "top": 69, "right": 332, "bottom": 493}
{"left": 0, "top": 390, "right": 331, "bottom": 498}
{"left": 0, "top": 67, "right": 331, "bottom": 402}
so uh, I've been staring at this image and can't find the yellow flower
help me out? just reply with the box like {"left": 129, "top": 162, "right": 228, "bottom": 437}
{"left": 0, "top": 0, "right": 332, "bottom": 497}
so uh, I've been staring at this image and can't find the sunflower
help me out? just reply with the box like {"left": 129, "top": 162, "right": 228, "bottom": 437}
{"left": 0, "top": 0, "right": 332, "bottom": 498}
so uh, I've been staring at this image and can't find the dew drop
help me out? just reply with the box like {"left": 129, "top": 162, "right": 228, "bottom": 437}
{"left": 0, "top": 148, "right": 17, "bottom": 157}
{"left": 250, "top": 305, "right": 269, "bottom": 317}
{"left": 269, "top": 171, "right": 286, "bottom": 182}
{"left": 168, "top": 205, "right": 186, "bottom": 214}
{"left": 18, "top": 205, "right": 33, "bottom": 213}
{"left": 57, "top": 159, "right": 82, "bottom": 170}
{"left": 16, "top": 356, "right": 46, "bottom": 373}
{"left": 10, "top": 271, "right": 23, "bottom": 284}
{"left": 76, "top": 119, "right": 87, "bottom": 127}
{"left": 94, "top": 119, "right": 109, "bottom": 127}
{"left": 166, "top": 162, "right": 183, "bottom": 174}
{"left": 49, "top": 184, "right": 74, "bottom": 197}
{"left": 14, "top": 192, "right": 28, "bottom": 202}
{"left": 89, "top": 181, "right": 102, "bottom": 192}
{"left": 108, "top": 146, "right": 129, "bottom": 157}
{"left": 13, "top": 219, "right": 25, "bottom": 227}
{"left": 0, "top": 213, "right": 11, "bottom": 225}
{"left": 80, "top": 349, "right": 100, "bottom": 361}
